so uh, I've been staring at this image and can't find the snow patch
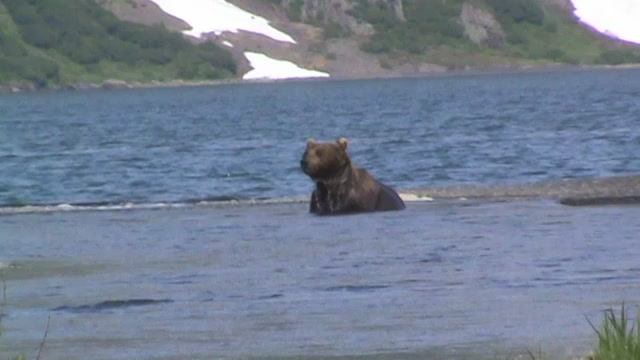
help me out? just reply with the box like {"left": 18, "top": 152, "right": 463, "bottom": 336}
{"left": 147, "top": 1, "right": 330, "bottom": 80}
{"left": 243, "top": 52, "right": 330, "bottom": 80}
{"left": 149, "top": 0, "right": 296, "bottom": 43}
{"left": 572, "top": 0, "right": 640, "bottom": 44}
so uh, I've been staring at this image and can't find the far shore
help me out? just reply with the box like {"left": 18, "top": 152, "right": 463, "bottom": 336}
{"left": 2, "top": 62, "right": 640, "bottom": 94}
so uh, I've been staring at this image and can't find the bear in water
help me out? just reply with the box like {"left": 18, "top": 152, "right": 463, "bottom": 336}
{"left": 300, "top": 137, "right": 405, "bottom": 215}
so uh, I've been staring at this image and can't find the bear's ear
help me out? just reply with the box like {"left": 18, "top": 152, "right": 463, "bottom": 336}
{"left": 336, "top": 137, "right": 348, "bottom": 151}
{"left": 306, "top": 138, "right": 317, "bottom": 149}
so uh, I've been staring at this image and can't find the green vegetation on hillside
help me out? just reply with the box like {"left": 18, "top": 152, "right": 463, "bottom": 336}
{"left": 349, "top": 0, "right": 640, "bottom": 67}
{"left": 355, "top": 0, "right": 464, "bottom": 54}
{"left": 0, "top": 0, "right": 236, "bottom": 88}
{"left": 486, "top": 0, "right": 545, "bottom": 25}
{"left": 2, "top": 0, "right": 640, "bottom": 88}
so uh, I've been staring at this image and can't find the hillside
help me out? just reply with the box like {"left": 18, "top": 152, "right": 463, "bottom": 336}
{"left": 0, "top": 0, "right": 236, "bottom": 90}
{"left": 218, "top": 0, "right": 640, "bottom": 77}
{"left": 1, "top": 0, "right": 640, "bottom": 89}
{"left": 92, "top": 0, "right": 640, "bottom": 80}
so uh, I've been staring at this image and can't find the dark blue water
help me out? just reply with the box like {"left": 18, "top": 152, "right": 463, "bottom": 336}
{"left": 2, "top": 69, "right": 640, "bottom": 360}
{"left": 1, "top": 69, "right": 639, "bottom": 208}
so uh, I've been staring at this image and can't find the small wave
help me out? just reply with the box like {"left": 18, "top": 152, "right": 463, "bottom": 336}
{"left": 324, "top": 284, "right": 389, "bottom": 293}
{"left": 0, "top": 196, "right": 308, "bottom": 216}
{"left": 0, "top": 193, "right": 431, "bottom": 216}
{"left": 2, "top": 175, "right": 638, "bottom": 215}
{"left": 256, "top": 293, "right": 284, "bottom": 300}
{"left": 53, "top": 299, "right": 173, "bottom": 313}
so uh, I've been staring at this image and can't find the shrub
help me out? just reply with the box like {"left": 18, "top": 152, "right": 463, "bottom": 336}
{"left": 286, "top": 0, "right": 304, "bottom": 22}
{"left": 360, "top": 37, "right": 391, "bottom": 54}
{"left": 544, "top": 48, "right": 567, "bottom": 62}
{"left": 486, "top": 0, "right": 545, "bottom": 25}
{"left": 323, "top": 21, "right": 348, "bottom": 39}
{"left": 507, "top": 30, "right": 529, "bottom": 45}
{"left": 0, "top": 33, "right": 27, "bottom": 57}
{"left": 2, "top": 0, "right": 236, "bottom": 84}
{"left": 598, "top": 49, "right": 640, "bottom": 65}
{"left": 353, "top": 0, "right": 464, "bottom": 54}
{"left": 0, "top": 55, "right": 60, "bottom": 86}
{"left": 544, "top": 21, "right": 558, "bottom": 33}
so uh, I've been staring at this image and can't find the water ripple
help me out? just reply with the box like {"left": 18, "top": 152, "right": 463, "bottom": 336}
{"left": 2, "top": 70, "right": 640, "bottom": 206}
{"left": 53, "top": 299, "right": 173, "bottom": 313}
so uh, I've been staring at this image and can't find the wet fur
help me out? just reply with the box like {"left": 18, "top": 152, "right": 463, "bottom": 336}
{"left": 301, "top": 138, "right": 405, "bottom": 215}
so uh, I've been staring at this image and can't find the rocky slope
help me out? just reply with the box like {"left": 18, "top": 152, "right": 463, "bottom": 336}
{"left": 101, "top": 0, "right": 640, "bottom": 80}
{"left": 210, "top": 0, "right": 444, "bottom": 77}
{"left": 96, "top": 0, "right": 190, "bottom": 32}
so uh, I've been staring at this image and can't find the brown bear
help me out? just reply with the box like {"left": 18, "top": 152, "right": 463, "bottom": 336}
{"left": 300, "top": 137, "right": 405, "bottom": 215}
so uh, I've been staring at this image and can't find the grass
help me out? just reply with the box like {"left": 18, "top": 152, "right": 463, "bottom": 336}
{"left": 521, "top": 305, "right": 640, "bottom": 360}
{"left": 588, "top": 304, "right": 640, "bottom": 360}
{"left": 496, "top": 305, "right": 640, "bottom": 360}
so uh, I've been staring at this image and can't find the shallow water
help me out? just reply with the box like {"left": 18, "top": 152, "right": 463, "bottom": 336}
{"left": 2, "top": 200, "right": 640, "bottom": 359}
{"left": 2, "top": 69, "right": 640, "bottom": 359}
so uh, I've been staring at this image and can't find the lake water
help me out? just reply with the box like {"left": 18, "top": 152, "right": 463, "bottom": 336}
{"left": 1, "top": 69, "right": 640, "bottom": 359}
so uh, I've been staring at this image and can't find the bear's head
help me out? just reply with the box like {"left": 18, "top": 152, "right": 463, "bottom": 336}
{"left": 301, "top": 138, "right": 351, "bottom": 180}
